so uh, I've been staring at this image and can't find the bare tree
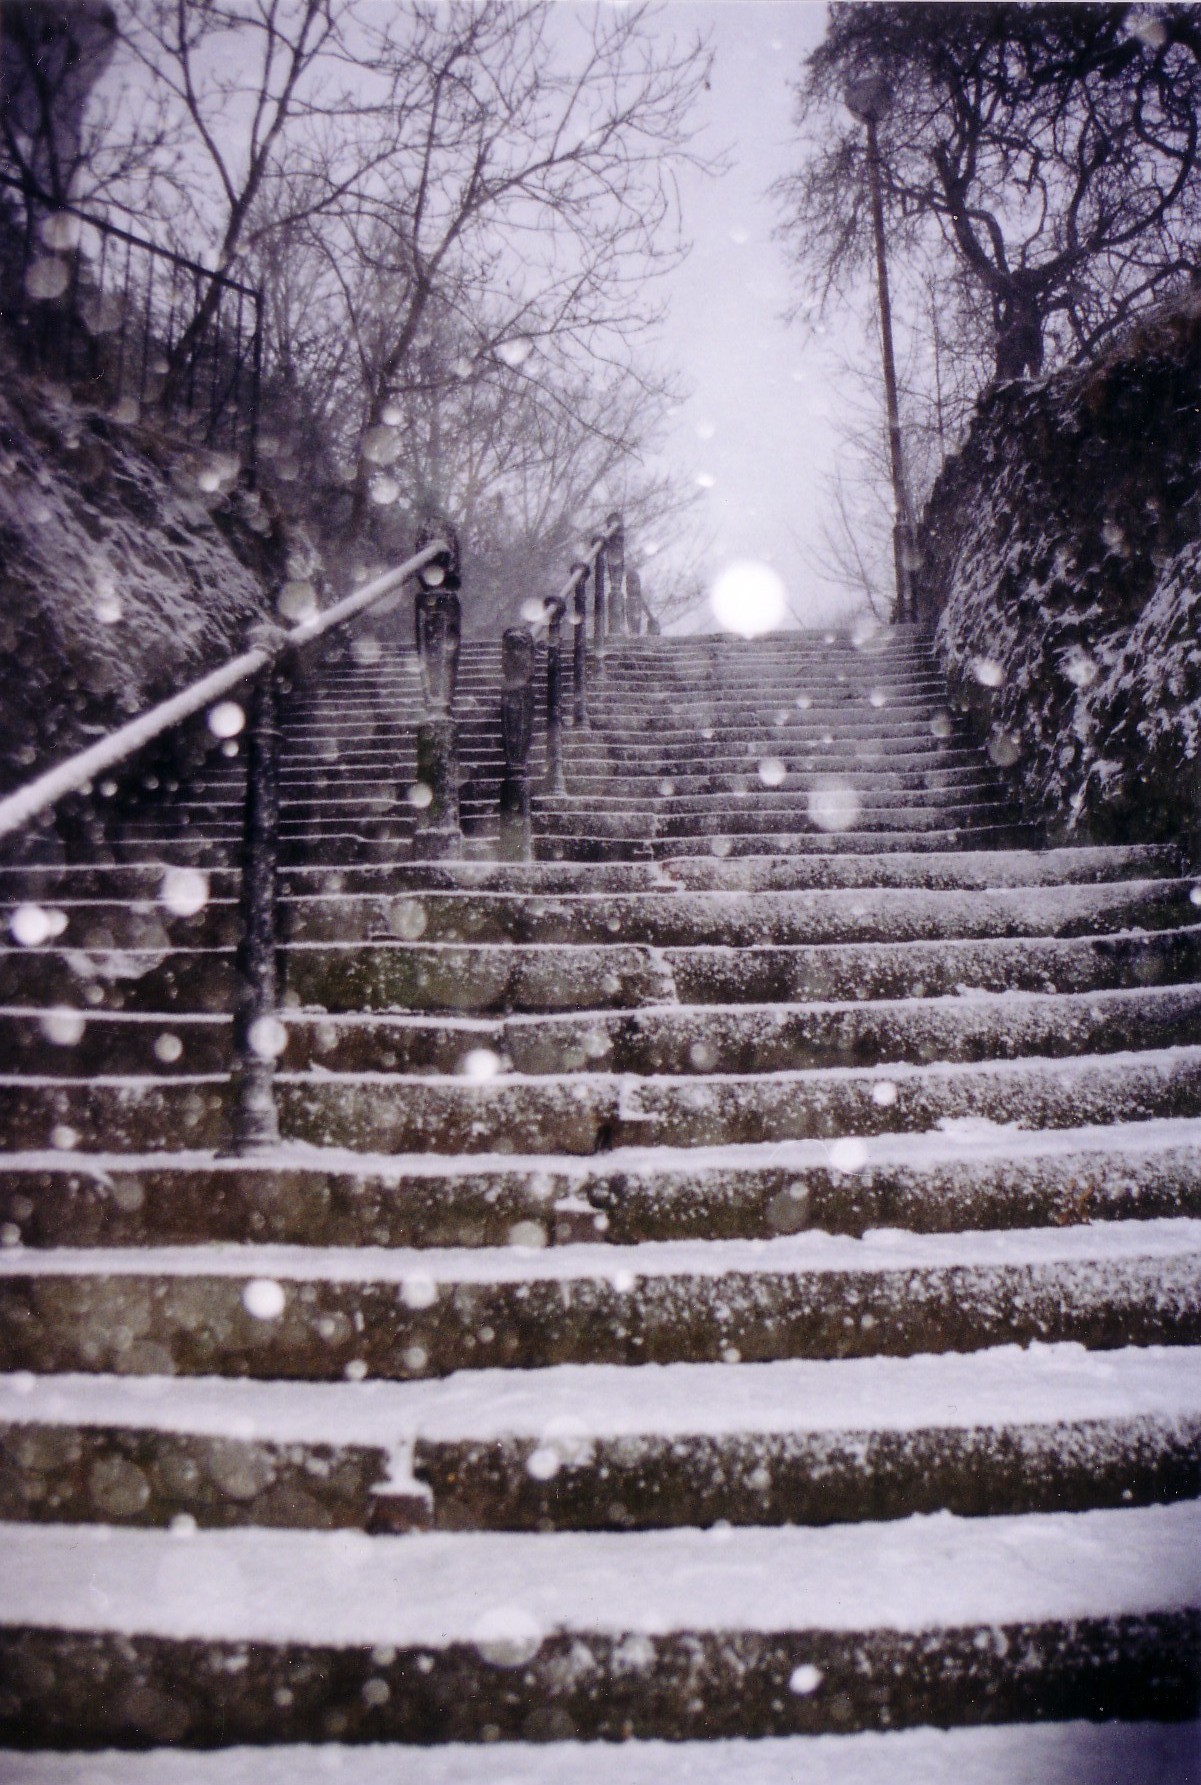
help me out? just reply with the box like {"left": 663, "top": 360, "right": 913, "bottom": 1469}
{"left": 776, "top": 4, "right": 1201, "bottom": 383}
{"left": 105, "top": 2, "right": 711, "bottom": 556}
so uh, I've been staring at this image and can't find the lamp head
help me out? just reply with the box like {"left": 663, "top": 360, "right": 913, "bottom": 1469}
{"left": 845, "top": 74, "right": 892, "bottom": 125}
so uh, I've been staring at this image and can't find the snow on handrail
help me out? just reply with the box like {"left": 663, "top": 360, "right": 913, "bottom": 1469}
{"left": 0, "top": 540, "right": 447, "bottom": 843}
{"left": 553, "top": 520, "right": 620, "bottom": 610}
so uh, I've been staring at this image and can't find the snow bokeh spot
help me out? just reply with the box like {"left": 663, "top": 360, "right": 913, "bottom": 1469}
{"left": 508, "top": 1220, "right": 548, "bottom": 1249}
{"left": 40, "top": 1008, "right": 85, "bottom": 1046}
{"left": 362, "top": 426, "right": 399, "bottom": 466}
{"left": 460, "top": 1047, "right": 502, "bottom": 1082}
{"left": 1063, "top": 647, "right": 1099, "bottom": 688}
{"left": 242, "top": 1278, "right": 286, "bottom": 1321}
{"left": 970, "top": 657, "right": 1005, "bottom": 689}
{"left": 711, "top": 562, "right": 787, "bottom": 637}
{"left": 278, "top": 581, "right": 319, "bottom": 623}
{"left": 207, "top": 701, "right": 245, "bottom": 740}
{"left": 758, "top": 757, "right": 786, "bottom": 787}
{"left": 26, "top": 257, "right": 70, "bottom": 301}
{"left": 497, "top": 338, "right": 533, "bottom": 368}
{"left": 159, "top": 868, "right": 209, "bottom": 916}
{"left": 10, "top": 904, "right": 66, "bottom": 946}
{"left": 808, "top": 781, "right": 861, "bottom": 833}
{"left": 400, "top": 1275, "right": 438, "bottom": 1310}
{"left": 248, "top": 1016, "right": 288, "bottom": 1060}
{"left": 789, "top": 1663, "right": 823, "bottom": 1695}
{"left": 93, "top": 583, "right": 122, "bottom": 625}
{"left": 473, "top": 1606, "right": 542, "bottom": 1667}
{"left": 829, "top": 1137, "right": 869, "bottom": 1173}
{"left": 389, "top": 900, "right": 427, "bottom": 940}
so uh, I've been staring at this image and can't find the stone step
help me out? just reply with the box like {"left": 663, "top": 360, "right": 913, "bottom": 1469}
{"left": 533, "top": 794, "right": 1019, "bottom": 825}
{"left": 1, "top": 1218, "right": 1198, "bottom": 1380}
{"left": 576, "top": 694, "right": 956, "bottom": 718}
{"left": 553, "top": 770, "right": 1006, "bottom": 798}
{"left": 535, "top": 825, "right": 1039, "bottom": 860}
{"left": 2, "top": 1343, "right": 1197, "bottom": 1534}
{"left": 183, "top": 767, "right": 1005, "bottom": 803}
{"left": 5, "top": 921, "right": 1195, "bottom": 1023}
{"left": 0, "top": 844, "right": 1181, "bottom": 903}
{"left": 0, "top": 1502, "right": 1197, "bottom": 1745}
{"left": 568, "top": 725, "right": 971, "bottom": 752}
{"left": 1, "top": 1722, "right": 1197, "bottom": 1785}
{"left": 18, "top": 875, "right": 1179, "bottom": 960}
{"left": 4, "top": 1116, "right": 1198, "bottom": 1250}
{"left": 273, "top": 879, "right": 1192, "bottom": 947}
{"left": 4, "top": 1041, "right": 1201, "bottom": 1157}
{"left": 5, "top": 982, "right": 1199, "bottom": 1081}
{"left": 558, "top": 745, "right": 988, "bottom": 771}
{"left": 530, "top": 805, "right": 1018, "bottom": 841}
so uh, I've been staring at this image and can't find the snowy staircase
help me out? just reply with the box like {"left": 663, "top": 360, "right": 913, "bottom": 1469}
{"left": 0, "top": 625, "right": 1199, "bottom": 1780}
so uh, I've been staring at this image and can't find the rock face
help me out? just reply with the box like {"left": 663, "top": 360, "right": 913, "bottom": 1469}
{"left": 918, "top": 294, "right": 1201, "bottom": 851}
{"left": 0, "top": 364, "right": 278, "bottom": 792}
{"left": 0, "top": 626, "right": 1198, "bottom": 1773}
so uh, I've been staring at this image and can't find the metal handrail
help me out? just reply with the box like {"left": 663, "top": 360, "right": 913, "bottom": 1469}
{"left": 0, "top": 170, "right": 264, "bottom": 470}
{"left": 0, "top": 511, "right": 650, "bottom": 1150}
{"left": 0, "top": 536, "right": 449, "bottom": 1159}
{"left": 0, "top": 541, "right": 446, "bottom": 844}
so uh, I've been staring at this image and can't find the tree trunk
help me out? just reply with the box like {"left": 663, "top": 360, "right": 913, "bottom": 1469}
{"left": 995, "top": 285, "right": 1045, "bottom": 381}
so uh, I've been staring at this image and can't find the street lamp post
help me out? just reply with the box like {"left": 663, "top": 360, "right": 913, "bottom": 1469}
{"left": 845, "top": 75, "right": 917, "bottom": 625}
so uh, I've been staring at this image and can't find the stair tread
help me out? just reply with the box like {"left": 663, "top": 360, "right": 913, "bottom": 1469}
{"left": 3, "top": 1501, "right": 1198, "bottom": 1644}
{"left": 5, "top": 1212, "right": 1197, "bottom": 1285}
{"left": 2, "top": 1722, "right": 1196, "bottom": 1785}
{"left": 6, "top": 1342, "right": 1198, "bottom": 1447}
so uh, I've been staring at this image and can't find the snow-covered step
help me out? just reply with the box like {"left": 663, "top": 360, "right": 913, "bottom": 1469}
{"left": 7, "top": 982, "right": 1200, "bottom": 1081}
{"left": 556, "top": 767, "right": 1002, "bottom": 795}
{"left": 537, "top": 824, "right": 1037, "bottom": 861}
{"left": 10, "top": 1039, "right": 1198, "bottom": 1154}
{"left": 0, "top": 844, "right": 1182, "bottom": 902}
{"left": 3, "top": 1117, "right": 1199, "bottom": 1250}
{"left": 544, "top": 779, "right": 1009, "bottom": 809}
{"left": 2, "top": 1219, "right": 1198, "bottom": 1380}
{"left": 276, "top": 880, "right": 1195, "bottom": 947}
{"left": 1, "top": 1503, "right": 1197, "bottom": 1744}
{"left": 3, "top": 1344, "right": 1198, "bottom": 1534}
{"left": 562, "top": 745, "right": 986, "bottom": 773}
{"left": 4, "top": 1722, "right": 1199, "bottom": 1785}
{"left": 534, "top": 807, "right": 1021, "bottom": 844}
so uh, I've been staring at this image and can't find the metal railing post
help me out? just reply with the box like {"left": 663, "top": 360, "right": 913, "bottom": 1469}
{"left": 499, "top": 626, "right": 537, "bottom": 862}
{"left": 412, "top": 525, "right": 463, "bottom": 860}
{"left": 626, "top": 567, "right": 644, "bottom": 637}
{"left": 571, "top": 562, "right": 590, "bottom": 729}
{"left": 606, "top": 512, "right": 626, "bottom": 635}
{"left": 544, "top": 596, "right": 567, "bottom": 794}
{"left": 592, "top": 536, "right": 607, "bottom": 673}
{"left": 229, "top": 627, "right": 288, "bottom": 1154}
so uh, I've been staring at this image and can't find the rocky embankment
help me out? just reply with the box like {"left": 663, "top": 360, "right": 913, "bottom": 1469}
{"left": 0, "top": 360, "right": 281, "bottom": 795}
{"left": 918, "top": 293, "right": 1201, "bottom": 852}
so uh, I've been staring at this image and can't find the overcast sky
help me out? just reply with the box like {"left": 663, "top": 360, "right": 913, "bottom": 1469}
{"left": 636, "top": 2, "right": 871, "bottom": 630}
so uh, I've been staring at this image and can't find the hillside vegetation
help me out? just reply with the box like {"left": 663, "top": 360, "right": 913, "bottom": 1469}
{"left": 919, "top": 293, "right": 1201, "bottom": 852}
{"left": 0, "top": 362, "right": 279, "bottom": 794}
